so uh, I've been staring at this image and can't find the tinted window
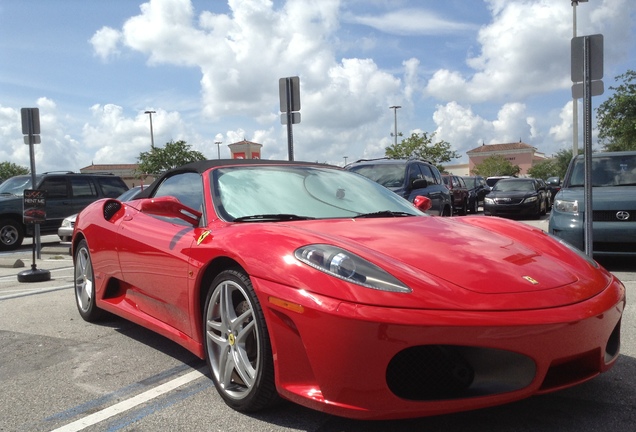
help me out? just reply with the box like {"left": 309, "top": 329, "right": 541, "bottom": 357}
{"left": 71, "top": 177, "right": 98, "bottom": 198}
{"left": 348, "top": 164, "right": 405, "bottom": 188}
{"left": 569, "top": 154, "right": 636, "bottom": 187}
{"left": 154, "top": 172, "right": 203, "bottom": 210}
{"left": 39, "top": 177, "right": 68, "bottom": 199}
{"left": 97, "top": 177, "right": 129, "bottom": 198}
{"left": 417, "top": 163, "right": 436, "bottom": 184}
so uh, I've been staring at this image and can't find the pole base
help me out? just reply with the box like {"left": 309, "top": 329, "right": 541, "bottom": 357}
{"left": 17, "top": 267, "right": 51, "bottom": 283}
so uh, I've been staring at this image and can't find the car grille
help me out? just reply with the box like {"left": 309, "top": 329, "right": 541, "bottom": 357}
{"left": 494, "top": 198, "right": 524, "bottom": 205}
{"left": 593, "top": 210, "right": 635, "bottom": 222}
{"left": 386, "top": 345, "right": 535, "bottom": 400}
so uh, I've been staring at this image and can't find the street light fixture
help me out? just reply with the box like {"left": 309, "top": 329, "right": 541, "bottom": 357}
{"left": 571, "top": 0, "right": 588, "bottom": 156}
{"left": 144, "top": 110, "right": 156, "bottom": 149}
{"left": 389, "top": 105, "right": 401, "bottom": 146}
{"left": 215, "top": 141, "right": 223, "bottom": 159}
{"left": 343, "top": 156, "right": 348, "bottom": 166}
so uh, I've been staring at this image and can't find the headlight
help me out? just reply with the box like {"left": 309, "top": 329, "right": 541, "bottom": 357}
{"left": 524, "top": 196, "right": 538, "bottom": 203}
{"left": 554, "top": 199, "right": 578, "bottom": 213}
{"left": 484, "top": 197, "right": 494, "bottom": 204}
{"left": 295, "top": 244, "right": 411, "bottom": 293}
{"left": 61, "top": 219, "right": 72, "bottom": 228}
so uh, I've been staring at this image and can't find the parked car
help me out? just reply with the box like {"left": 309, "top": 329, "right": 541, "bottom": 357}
{"left": 346, "top": 158, "right": 452, "bottom": 216}
{"left": 462, "top": 175, "right": 489, "bottom": 214}
{"left": 58, "top": 186, "right": 143, "bottom": 242}
{"left": 484, "top": 178, "right": 548, "bottom": 219}
{"left": 0, "top": 172, "right": 128, "bottom": 250}
{"left": 546, "top": 176, "right": 561, "bottom": 207}
{"left": 442, "top": 174, "right": 469, "bottom": 215}
{"left": 549, "top": 151, "right": 636, "bottom": 256}
{"left": 72, "top": 159, "right": 624, "bottom": 420}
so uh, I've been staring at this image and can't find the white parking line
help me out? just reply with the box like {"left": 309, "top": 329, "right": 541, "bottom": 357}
{"left": 51, "top": 368, "right": 207, "bottom": 432}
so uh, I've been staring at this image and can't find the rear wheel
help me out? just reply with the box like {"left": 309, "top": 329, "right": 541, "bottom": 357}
{"left": 204, "top": 269, "right": 279, "bottom": 412}
{"left": 0, "top": 219, "right": 24, "bottom": 251}
{"left": 458, "top": 198, "right": 468, "bottom": 216}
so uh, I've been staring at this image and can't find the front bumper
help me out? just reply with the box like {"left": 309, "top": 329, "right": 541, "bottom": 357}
{"left": 255, "top": 275, "right": 625, "bottom": 420}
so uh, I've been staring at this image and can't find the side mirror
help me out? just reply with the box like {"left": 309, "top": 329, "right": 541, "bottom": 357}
{"left": 139, "top": 196, "right": 202, "bottom": 226}
{"left": 411, "top": 178, "right": 428, "bottom": 190}
{"left": 413, "top": 195, "right": 432, "bottom": 212}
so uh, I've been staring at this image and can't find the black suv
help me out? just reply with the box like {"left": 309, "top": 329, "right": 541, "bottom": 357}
{"left": 345, "top": 158, "right": 452, "bottom": 216}
{"left": 0, "top": 172, "right": 128, "bottom": 250}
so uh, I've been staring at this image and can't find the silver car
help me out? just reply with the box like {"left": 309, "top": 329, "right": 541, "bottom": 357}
{"left": 548, "top": 151, "right": 636, "bottom": 256}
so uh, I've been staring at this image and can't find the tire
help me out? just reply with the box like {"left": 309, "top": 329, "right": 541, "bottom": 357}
{"left": 469, "top": 198, "right": 479, "bottom": 214}
{"left": 204, "top": 269, "right": 279, "bottom": 412}
{"left": 74, "top": 239, "right": 105, "bottom": 322}
{"left": 0, "top": 219, "right": 24, "bottom": 251}
{"left": 458, "top": 198, "right": 468, "bottom": 216}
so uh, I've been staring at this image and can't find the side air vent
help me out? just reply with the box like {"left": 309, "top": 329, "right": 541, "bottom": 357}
{"left": 103, "top": 200, "right": 122, "bottom": 221}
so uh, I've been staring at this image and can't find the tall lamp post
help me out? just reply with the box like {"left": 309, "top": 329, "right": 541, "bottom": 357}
{"left": 215, "top": 141, "right": 222, "bottom": 159}
{"left": 144, "top": 110, "right": 156, "bottom": 149}
{"left": 343, "top": 156, "right": 348, "bottom": 166}
{"left": 571, "top": 0, "right": 588, "bottom": 157}
{"left": 389, "top": 105, "right": 401, "bottom": 146}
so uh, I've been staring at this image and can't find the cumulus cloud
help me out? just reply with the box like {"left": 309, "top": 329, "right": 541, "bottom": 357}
{"left": 90, "top": 26, "right": 123, "bottom": 61}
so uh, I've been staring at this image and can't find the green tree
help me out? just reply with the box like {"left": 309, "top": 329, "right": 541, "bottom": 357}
{"left": 472, "top": 155, "right": 521, "bottom": 177}
{"left": 385, "top": 132, "right": 459, "bottom": 172}
{"left": 527, "top": 159, "right": 558, "bottom": 180}
{"left": 0, "top": 161, "right": 29, "bottom": 180}
{"left": 137, "top": 140, "right": 206, "bottom": 175}
{"left": 596, "top": 69, "right": 636, "bottom": 151}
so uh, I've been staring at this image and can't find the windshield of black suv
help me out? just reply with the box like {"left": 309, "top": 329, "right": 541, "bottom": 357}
{"left": 568, "top": 154, "right": 636, "bottom": 187}
{"left": 492, "top": 179, "right": 535, "bottom": 192}
{"left": 0, "top": 176, "right": 40, "bottom": 196}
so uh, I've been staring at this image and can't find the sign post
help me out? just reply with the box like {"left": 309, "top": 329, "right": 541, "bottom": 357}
{"left": 279, "top": 77, "right": 301, "bottom": 161}
{"left": 18, "top": 108, "right": 50, "bottom": 282}
{"left": 571, "top": 34, "right": 603, "bottom": 257}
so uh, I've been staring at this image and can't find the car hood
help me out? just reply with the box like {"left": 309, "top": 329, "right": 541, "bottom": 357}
{"left": 236, "top": 216, "right": 611, "bottom": 311}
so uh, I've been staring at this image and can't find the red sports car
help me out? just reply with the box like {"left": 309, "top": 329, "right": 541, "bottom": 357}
{"left": 72, "top": 159, "right": 625, "bottom": 420}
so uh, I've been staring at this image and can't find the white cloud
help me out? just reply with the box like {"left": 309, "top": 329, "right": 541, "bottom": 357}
{"left": 90, "top": 26, "right": 123, "bottom": 61}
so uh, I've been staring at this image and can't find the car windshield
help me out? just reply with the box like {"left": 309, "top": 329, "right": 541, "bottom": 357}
{"left": 569, "top": 154, "right": 636, "bottom": 187}
{"left": 0, "top": 176, "right": 39, "bottom": 196}
{"left": 212, "top": 165, "right": 423, "bottom": 221}
{"left": 346, "top": 164, "right": 404, "bottom": 188}
{"left": 493, "top": 180, "right": 535, "bottom": 192}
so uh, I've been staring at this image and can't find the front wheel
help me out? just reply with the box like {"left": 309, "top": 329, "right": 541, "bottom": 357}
{"left": 0, "top": 219, "right": 24, "bottom": 251}
{"left": 204, "top": 269, "right": 279, "bottom": 412}
{"left": 74, "top": 239, "right": 105, "bottom": 322}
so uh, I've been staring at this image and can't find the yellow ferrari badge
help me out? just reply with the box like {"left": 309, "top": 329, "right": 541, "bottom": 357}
{"left": 197, "top": 230, "right": 211, "bottom": 245}
{"left": 522, "top": 276, "right": 539, "bottom": 285}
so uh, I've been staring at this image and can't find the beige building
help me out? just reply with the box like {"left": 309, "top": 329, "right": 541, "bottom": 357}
{"left": 80, "top": 163, "right": 154, "bottom": 189}
{"left": 466, "top": 141, "right": 547, "bottom": 176}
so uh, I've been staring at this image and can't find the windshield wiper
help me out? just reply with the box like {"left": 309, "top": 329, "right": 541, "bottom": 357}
{"left": 353, "top": 210, "right": 414, "bottom": 219}
{"left": 233, "top": 213, "right": 316, "bottom": 222}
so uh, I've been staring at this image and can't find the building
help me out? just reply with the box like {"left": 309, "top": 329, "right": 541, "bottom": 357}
{"left": 228, "top": 140, "right": 262, "bottom": 159}
{"left": 466, "top": 141, "right": 547, "bottom": 176}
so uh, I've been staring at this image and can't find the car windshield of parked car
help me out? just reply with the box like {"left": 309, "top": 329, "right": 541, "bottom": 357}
{"left": 0, "top": 176, "right": 39, "bottom": 196}
{"left": 213, "top": 166, "right": 423, "bottom": 221}
{"left": 569, "top": 155, "right": 636, "bottom": 187}
{"left": 346, "top": 164, "right": 404, "bottom": 188}
{"left": 493, "top": 180, "right": 535, "bottom": 192}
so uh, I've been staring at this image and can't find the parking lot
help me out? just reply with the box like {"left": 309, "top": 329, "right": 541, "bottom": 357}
{"left": 1, "top": 231, "right": 634, "bottom": 432}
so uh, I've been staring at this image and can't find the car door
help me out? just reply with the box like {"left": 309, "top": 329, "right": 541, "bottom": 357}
{"left": 407, "top": 163, "right": 444, "bottom": 216}
{"left": 117, "top": 172, "right": 203, "bottom": 336}
{"left": 38, "top": 176, "right": 77, "bottom": 232}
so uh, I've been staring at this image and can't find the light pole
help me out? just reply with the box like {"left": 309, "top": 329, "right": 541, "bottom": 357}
{"left": 389, "top": 105, "right": 401, "bottom": 146}
{"left": 572, "top": 0, "right": 588, "bottom": 157}
{"left": 215, "top": 141, "right": 222, "bottom": 159}
{"left": 343, "top": 156, "right": 348, "bottom": 166}
{"left": 144, "top": 110, "right": 156, "bottom": 149}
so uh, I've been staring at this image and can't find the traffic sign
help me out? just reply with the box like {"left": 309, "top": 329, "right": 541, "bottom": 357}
{"left": 21, "top": 108, "right": 40, "bottom": 135}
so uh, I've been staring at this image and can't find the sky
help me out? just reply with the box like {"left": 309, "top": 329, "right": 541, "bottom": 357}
{"left": 1, "top": 0, "right": 635, "bottom": 173}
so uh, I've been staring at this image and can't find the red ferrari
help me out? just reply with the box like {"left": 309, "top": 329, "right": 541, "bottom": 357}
{"left": 72, "top": 159, "right": 625, "bottom": 420}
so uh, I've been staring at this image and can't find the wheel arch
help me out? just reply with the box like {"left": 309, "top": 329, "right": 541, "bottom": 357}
{"left": 197, "top": 256, "right": 245, "bottom": 319}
